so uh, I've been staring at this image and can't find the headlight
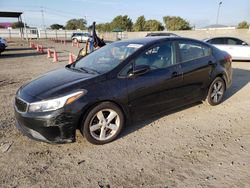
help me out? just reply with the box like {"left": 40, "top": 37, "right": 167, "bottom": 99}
{"left": 28, "top": 91, "right": 86, "bottom": 112}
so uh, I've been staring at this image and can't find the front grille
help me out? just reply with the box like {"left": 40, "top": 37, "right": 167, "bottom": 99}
{"left": 15, "top": 98, "right": 28, "bottom": 112}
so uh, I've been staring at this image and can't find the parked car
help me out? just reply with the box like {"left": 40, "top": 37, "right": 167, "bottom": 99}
{"left": 14, "top": 37, "right": 232, "bottom": 145}
{"left": 0, "top": 37, "right": 7, "bottom": 54}
{"left": 71, "top": 32, "right": 91, "bottom": 43}
{"left": 204, "top": 37, "right": 250, "bottom": 60}
{"left": 146, "top": 32, "right": 179, "bottom": 37}
{"left": 0, "top": 37, "right": 8, "bottom": 54}
{"left": 0, "top": 37, "right": 8, "bottom": 48}
{"left": 0, "top": 43, "right": 5, "bottom": 54}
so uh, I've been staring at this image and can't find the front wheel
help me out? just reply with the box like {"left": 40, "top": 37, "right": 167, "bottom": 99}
{"left": 206, "top": 77, "right": 226, "bottom": 106}
{"left": 81, "top": 102, "right": 124, "bottom": 145}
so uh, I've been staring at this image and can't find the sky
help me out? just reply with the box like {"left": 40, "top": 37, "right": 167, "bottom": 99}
{"left": 0, "top": 0, "right": 249, "bottom": 28}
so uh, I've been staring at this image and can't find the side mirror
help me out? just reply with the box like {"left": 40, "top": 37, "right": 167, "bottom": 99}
{"left": 129, "top": 65, "right": 150, "bottom": 77}
{"left": 242, "top": 42, "right": 248, "bottom": 46}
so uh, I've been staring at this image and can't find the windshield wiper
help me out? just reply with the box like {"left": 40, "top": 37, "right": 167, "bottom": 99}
{"left": 66, "top": 64, "right": 100, "bottom": 74}
{"left": 66, "top": 65, "right": 85, "bottom": 73}
{"left": 79, "top": 67, "right": 101, "bottom": 74}
{"left": 78, "top": 67, "right": 90, "bottom": 73}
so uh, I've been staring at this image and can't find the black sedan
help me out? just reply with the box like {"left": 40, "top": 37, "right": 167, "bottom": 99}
{"left": 14, "top": 37, "right": 232, "bottom": 145}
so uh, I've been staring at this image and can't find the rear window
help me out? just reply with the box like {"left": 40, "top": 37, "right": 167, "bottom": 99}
{"left": 178, "top": 41, "right": 211, "bottom": 62}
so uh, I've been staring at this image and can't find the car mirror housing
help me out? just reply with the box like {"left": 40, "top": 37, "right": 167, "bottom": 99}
{"left": 242, "top": 42, "right": 248, "bottom": 46}
{"left": 129, "top": 65, "right": 150, "bottom": 78}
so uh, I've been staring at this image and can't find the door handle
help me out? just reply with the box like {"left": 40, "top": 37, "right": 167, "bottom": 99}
{"left": 171, "top": 71, "right": 178, "bottom": 78}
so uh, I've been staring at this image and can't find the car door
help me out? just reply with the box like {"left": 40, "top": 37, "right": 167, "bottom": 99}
{"left": 177, "top": 39, "right": 214, "bottom": 101}
{"left": 219, "top": 37, "right": 239, "bottom": 58}
{"left": 121, "top": 41, "right": 184, "bottom": 119}
{"left": 225, "top": 38, "right": 250, "bottom": 59}
{"left": 82, "top": 33, "right": 88, "bottom": 42}
{"left": 208, "top": 37, "right": 230, "bottom": 54}
{"left": 79, "top": 33, "right": 84, "bottom": 42}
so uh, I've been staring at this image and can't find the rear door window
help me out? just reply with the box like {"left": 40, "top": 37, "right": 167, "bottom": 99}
{"left": 226, "top": 38, "right": 244, "bottom": 45}
{"left": 134, "top": 41, "right": 176, "bottom": 70}
{"left": 178, "top": 40, "right": 211, "bottom": 62}
{"left": 208, "top": 38, "right": 226, "bottom": 45}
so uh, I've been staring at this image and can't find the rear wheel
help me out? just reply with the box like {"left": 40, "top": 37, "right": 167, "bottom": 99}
{"left": 206, "top": 77, "right": 225, "bottom": 106}
{"left": 81, "top": 102, "right": 124, "bottom": 145}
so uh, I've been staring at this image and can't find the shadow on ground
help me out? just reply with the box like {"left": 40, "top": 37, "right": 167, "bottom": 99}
{"left": 120, "top": 68, "right": 250, "bottom": 139}
{"left": 5, "top": 48, "right": 32, "bottom": 51}
{"left": 0, "top": 52, "right": 45, "bottom": 58}
{"left": 224, "top": 68, "right": 250, "bottom": 100}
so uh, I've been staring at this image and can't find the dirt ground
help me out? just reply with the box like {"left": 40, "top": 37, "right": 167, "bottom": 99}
{"left": 0, "top": 40, "right": 250, "bottom": 188}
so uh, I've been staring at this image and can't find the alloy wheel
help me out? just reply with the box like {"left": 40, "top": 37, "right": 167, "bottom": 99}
{"left": 89, "top": 109, "right": 120, "bottom": 141}
{"left": 210, "top": 80, "right": 224, "bottom": 103}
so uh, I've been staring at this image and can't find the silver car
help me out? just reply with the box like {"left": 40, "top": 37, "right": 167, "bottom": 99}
{"left": 71, "top": 32, "right": 91, "bottom": 43}
{"left": 204, "top": 37, "right": 250, "bottom": 60}
{"left": 0, "top": 37, "right": 8, "bottom": 48}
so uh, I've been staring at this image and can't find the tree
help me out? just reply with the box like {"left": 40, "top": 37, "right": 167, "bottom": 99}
{"left": 96, "top": 23, "right": 112, "bottom": 32}
{"left": 65, "top": 19, "right": 87, "bottom": 30}
{"left": 12, "top": 21, "right": 28, "bottom": 28}
{"left": 133, "top": 16, "right": 146, "bottom": 31}
{"left": 163, "top": 16, "right": 191, "bottom": 30}
{"left": 237, "top": 21, "right": 249, "bottom": 29}
{"left": 111, "top": 15, "right": 133, "bottom": 31}
{"left": 144, "top": 20, "right": 164, "bottom": 31}
{"left": 50, "top": 24, "right": 64, "bottom": 30}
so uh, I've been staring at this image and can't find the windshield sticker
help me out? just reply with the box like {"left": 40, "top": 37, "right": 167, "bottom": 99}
{"left": 127, "top": 44, "right": 143, "bottom": 48}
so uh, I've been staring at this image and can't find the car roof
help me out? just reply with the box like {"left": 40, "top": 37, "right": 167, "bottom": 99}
{"left": 146, "top": 32, "right": 179, "bottom": 36}
{"left": 205, "top": 36, "right": 244, "bottom": 40}
{"left": 115, "top": 36, "right": 205, "bottom": 46}
{"left": 72, "top": 32, "right": 89, "bottom": 34}
{"left": 115, "top": 36, "right": 178, "bottom": 45}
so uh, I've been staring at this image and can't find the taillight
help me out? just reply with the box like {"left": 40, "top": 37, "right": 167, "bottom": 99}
{"left": 225, "top": 54, "right": 232, "bottom": 63}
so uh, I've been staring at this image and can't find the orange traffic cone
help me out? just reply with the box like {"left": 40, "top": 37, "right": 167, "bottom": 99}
{"left": 68, "top": 53, "right": 75, "bottom": 64}
{"left": 40, "top": 45, "right": 44, "bottom": 53}
{"left": 77, "top": 42, "right": 80, "bottom": 48}
{"left": 29, "top": 42, "right": 32, "bottom": 48}
{"left": 47, "top": 48, "right": 52, "bottom": 58}
{"left": 53, "top": 50, "right": 58, "bottom": 62}
{"left": 36, "top": 45, "right": 40, "bottom": 52}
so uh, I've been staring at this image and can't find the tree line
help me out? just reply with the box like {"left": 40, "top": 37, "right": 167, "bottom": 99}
{"left": 4, "top": 16, "right": 249, "bottom": 31}
{"left": 51, "top": 15, "right": 177, "bottom": 31}
{"left": 52, "top": 16, "right": 250, "bottom": 31}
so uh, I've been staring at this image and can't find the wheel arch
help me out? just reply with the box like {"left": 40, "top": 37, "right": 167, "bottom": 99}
{"left": 204, "top": 72, "right": 227, "bottom": 101}
{"left": 215, "top": 72, "right": 227, "bottom": 89}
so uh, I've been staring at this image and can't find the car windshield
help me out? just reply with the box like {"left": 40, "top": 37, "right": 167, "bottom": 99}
{"left": 73, "top": 42, "right": 143, "bottom": 74}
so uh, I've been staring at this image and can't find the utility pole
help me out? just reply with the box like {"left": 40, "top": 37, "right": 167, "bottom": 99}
{"left": 22, "top": 13, "right": 29, "bottom": 42}
{"left": 41, "top": 7, "right": 47, "bottom": 39}
{"left": 84, "top": 15, "right": 87, "bottom": 31}
{"left": 216, "top": 1, "right": 223, "bottom": 25}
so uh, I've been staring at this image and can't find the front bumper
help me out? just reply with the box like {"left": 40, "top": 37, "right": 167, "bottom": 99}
{"left": 14, "top": 107, "right": 79, "bottom": 144}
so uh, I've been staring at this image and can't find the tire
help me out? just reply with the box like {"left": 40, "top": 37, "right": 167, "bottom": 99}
{"left": 81, "top": 102, "right": 125, "bottom": 145}
{"left": 206, "top": 77, "right": 226, "bottom": 106}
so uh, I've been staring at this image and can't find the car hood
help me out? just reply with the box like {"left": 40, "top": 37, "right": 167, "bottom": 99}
{"left": 20, "top": 67, "right": 98, "bottom": 101}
